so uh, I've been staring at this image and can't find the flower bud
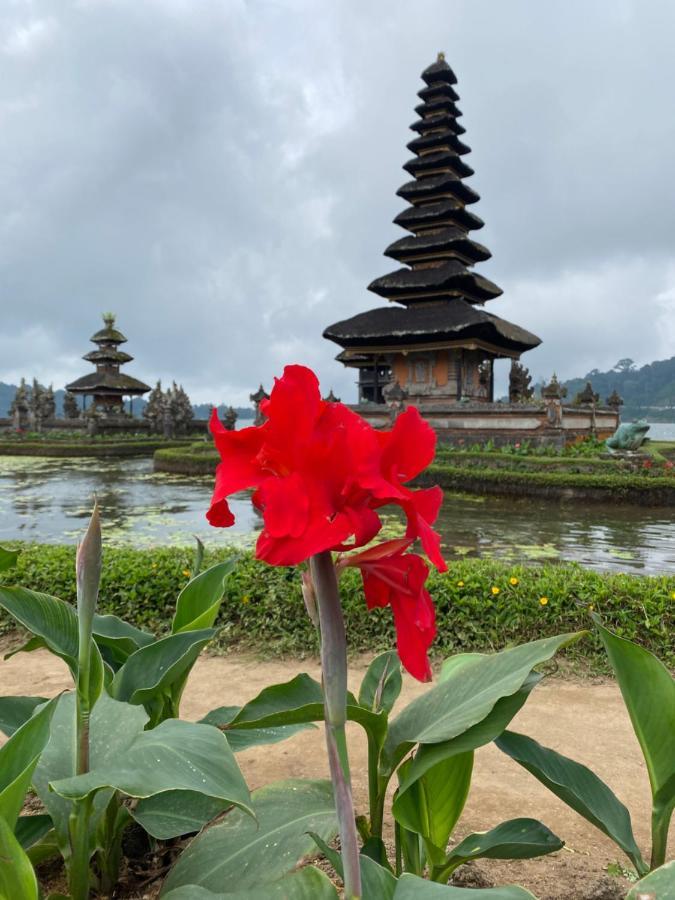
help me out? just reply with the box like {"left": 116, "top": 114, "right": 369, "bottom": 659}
{"left": 301, "top": 570, "right": 319, "bottom": 629}
{"left": 76, "top": 501, "right": 102, "bottom": 637}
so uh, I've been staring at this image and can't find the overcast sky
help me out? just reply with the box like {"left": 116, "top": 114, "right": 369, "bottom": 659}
{"left": 1, "top": 0, "right": 674, "bottom": 405}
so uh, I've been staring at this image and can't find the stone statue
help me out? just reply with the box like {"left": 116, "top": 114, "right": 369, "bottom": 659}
{"left": 250, "top": 384, "right": 269, "bottom": 426}
{"left": 222, "top": 406, "right": 238, "bottom": 431}
{"left": 383, "top": 380, "right": 408, "bottom": 424}
{"left": 606, "top": 389, "right": 623, "bottom": 410}
{"left": 509, "top": 361, "right": 534, "bottom": 403}
{"left": 541, "top": 374, "right": 567, "bottom": 400}
{"left": 573, "top": 382, "right": 599, "bottom": 406}
{"left": 606, "top": 421, "right": 650, "bottom": 452}
{"left": 143, "top": 381, "right": 165, "bottom": 434}
{"left": 63, "top": 391, "right": 80, "bottom": 419}
{"left": 324, "top": 389, "right": 341, "bottom": 403}
{"left": 9, "top": 378, "right": 30, "bottom": 431}
{"left": 41, "top": 385, "right": 56, "bottom": 421}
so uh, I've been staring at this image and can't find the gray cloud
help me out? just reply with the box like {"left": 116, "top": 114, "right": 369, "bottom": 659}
{"left": 1, "top": 0, "right": 673, "bottom": 405}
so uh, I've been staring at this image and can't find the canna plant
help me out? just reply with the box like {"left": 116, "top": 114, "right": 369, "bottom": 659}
{"left": 496, "top": 615, "right": 675, "bottom": 881}
{"left": 0, "top": 513, "right": 336, "bottom": 898}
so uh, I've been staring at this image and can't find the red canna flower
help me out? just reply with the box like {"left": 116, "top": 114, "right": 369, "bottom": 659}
{"left": 207, "top": 364, "right": 446, "bottom": 680}
{"left": 340, "top": 540, "right": 436, "bottom": 682}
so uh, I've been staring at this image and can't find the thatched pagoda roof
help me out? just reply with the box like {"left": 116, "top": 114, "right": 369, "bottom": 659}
{"left": 384, "top": 228, "right": 491, "bottom": 265}
{"left": 369, "top": 260, "right": 502, "bottom": 304}
{"left": 66, "top": 372, "right": 151, "bottom": 396}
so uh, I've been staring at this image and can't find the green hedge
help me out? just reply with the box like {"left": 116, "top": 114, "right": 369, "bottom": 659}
{"left": 0, "top": 439, "right": 194, "bottom": 458}
{"left": 154, "top": 446, "right": 219, "bottom": 475}
{"left": 1, "top": 544, "right": 672, "bottom": 667}
{"left": 421, "top": 463, "right": 675, "bottom": 505}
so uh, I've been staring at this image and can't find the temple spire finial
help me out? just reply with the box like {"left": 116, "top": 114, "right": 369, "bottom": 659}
{"left": 437, "top": 51, "right": 445, "bottom": 61}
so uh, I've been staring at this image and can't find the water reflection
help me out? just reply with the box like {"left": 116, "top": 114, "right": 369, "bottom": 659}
{"left": 0, "top": 456, "right": 671, "bottom": 573}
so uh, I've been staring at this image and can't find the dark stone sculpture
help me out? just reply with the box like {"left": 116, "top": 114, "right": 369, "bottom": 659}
{"left": 250, "top": 384, "right": 270, "bottom": 426}
{"left": 509, "top": 361, "right": 534, "bottom": 403}
{"left": 541, "top": 374, "right": 567, "bottom": 400}
{"left": 574, "top": 382, "right": 600, "bottom": 406}
{"left": 606, "top": 421, "right": 650, "bottom": 452}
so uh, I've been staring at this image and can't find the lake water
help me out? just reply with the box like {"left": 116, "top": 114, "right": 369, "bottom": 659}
{"left": 0, "top": 455, "right": 672, "bottom": 575}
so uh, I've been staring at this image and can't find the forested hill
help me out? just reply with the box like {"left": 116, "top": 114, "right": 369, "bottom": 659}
{"left": 555, "top": 357, "right": 675, "bottom": 421}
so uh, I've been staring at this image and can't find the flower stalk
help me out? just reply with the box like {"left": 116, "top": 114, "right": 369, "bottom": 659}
{"left": 309, "top": 551, "right": 361, "bottom": 900}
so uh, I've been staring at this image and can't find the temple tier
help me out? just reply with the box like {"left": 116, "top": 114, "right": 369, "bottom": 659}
{"left": 66, "top": 313, "right": 150, "bottom": 414}
{"left": 324, "top": 53, "right": 540, "bottom": 406}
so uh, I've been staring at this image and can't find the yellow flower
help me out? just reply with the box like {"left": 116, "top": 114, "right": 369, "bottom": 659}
{"left": 457, "top": 580, "right": 465, "bottom": 588}
{"left": 588, "top": 604, "right": 595, "bottom": 612}
{"left": 491, "top": 586, "right": 500, "bottom": 596}
{"left": 509, "top": 577, "right": 519, "bottom": 586}
{"left": 241, "top": 595, "right": 250, "bottom": 605}
{"left": 182, "top": 569, "right": 191, "bottom": 578}
{"left": 539, "top": 596, "right": 549, "bottom": 606}
{"left": 151, "top": 563, "right": 157, "bottom": 569}
{"left": 671, "top": 591, "right": 675, "bottom": 600}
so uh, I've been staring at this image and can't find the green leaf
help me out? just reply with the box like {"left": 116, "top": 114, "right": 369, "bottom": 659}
{"left": 397, "top": 674, "right": 541, "bottom": 791}
{"left": 131, "top": 790, "right": 232, "bottom": 840}
{"left": 626, "top": 860, "right": 675, "bottom": 899}
{"left": 0, "top": 586, "right": 104, "bottom": 704}
{"left": 358, "top": 651, "right": 402, "bottom": 715}
{"left": 0, "top": 545, "right": 20, "bottom": 573}
{"left": 160, "top": 779, "right": 338, "bottom": 895}
{"left": 386, "top": 633, "right": 583, "bottom": 753}
{"left": 92, "top": 612, "right": 155, "bottom": 665}
{"left": 595, "top": 616, "right": 675, "bottom": 863}
{"left": 0, "top": 814, "right": 39, "bottom": 900}
{"left": 162, "top": 866, "right": 339, "bottom": 899}
{"left": 0, "top": 696, "right": 49, "bottom": 738}
{"left": 32, "top": 691, "right": 148, "bottom": 852}
{"left": 443, "top": 818, "right": 563, "bottom": 870}
{"left": 15, "top": 814, "right": 53, "bottom": 850}
{"left": 393, "top": 752, "right": 473, "bottom": 866}
{"left": 225, "top": 673, "right": 387, "bottom": 748}
{"left": 110, "top": 627, "right": 217, "bottom": 707}
{"left": 392, "top": 874, "right": 537, "bottom": 898}
{"left": 439, "top": 653, "right": 489, "bottom": 682}
{"left": 198, "top": 705, "right": 314, "bottom": 752}
{"left": 172, "top": 560, "right": 235, "bottom": 633}
{"left": 495, "top": 730, "right": 647, "bottom": 874}
{"left": 0, "top": 697, "right": 57, "bottom": 830}
{"left": 50, "top": 719, "right": 252, "bottom": 825}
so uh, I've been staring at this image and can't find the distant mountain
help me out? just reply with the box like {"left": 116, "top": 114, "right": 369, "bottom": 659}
{"left": 537, "top": 357, "right": 675, "bottom": 422}
{"left": 0, "top": 382, "right": 254, "bottom": 420}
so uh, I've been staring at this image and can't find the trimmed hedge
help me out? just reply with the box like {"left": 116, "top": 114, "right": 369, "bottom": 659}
{"left": 1, "top": 544, "right": 672, "bottom": 667}
{"left": 421, "top": 463, "right": 675, "bottom": 506}
{"left": 154, "top": 446, "right": 219, "bottom": 475}
{"left": 0, "top": 439, "right": 194, "bottom": 458}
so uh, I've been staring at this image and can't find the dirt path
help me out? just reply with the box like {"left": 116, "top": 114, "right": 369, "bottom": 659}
{"left": 2, "top": 648, "right": 669, "bottom": 899}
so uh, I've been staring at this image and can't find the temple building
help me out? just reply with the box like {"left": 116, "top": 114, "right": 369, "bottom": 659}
{"left": 66, "top": 313, "right": 150, "bottom": 415}
{"left": 324, "top": 53, "right": 541, "bottom": 409}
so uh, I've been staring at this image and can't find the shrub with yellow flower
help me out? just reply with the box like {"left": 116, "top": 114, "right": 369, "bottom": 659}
{"left": 182, "top": 569, "right": 191, "bottom": 578}
{"left": 491, "top": 586, "right": 500, "bottom": 596}
{"left": 509, "top": 577, "right": 519, "bottom": 586}
{"left": 457, "top": 580, "right": 465, "bottom": 588}
{"left": 539, "top": 596, "right": 549, "bottom": 606}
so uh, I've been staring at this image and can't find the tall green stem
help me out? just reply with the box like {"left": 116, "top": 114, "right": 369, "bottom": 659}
{"left": 310, "top": 552, "right": 361, "bottom": 900}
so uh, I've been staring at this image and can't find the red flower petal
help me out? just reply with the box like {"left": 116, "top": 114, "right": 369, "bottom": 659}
{"left": 380, "top": 406, "right": 437, "bottom": 483}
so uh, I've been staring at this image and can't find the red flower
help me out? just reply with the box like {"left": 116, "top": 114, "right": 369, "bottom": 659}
{"left": 207, "top": 365, "right": 445, "bottom": 570}
{"left": 341, "top": 540, "right": 436, "bottom": 682}
{"left": 207, "top": 364, "right": 445, "bottom": 681}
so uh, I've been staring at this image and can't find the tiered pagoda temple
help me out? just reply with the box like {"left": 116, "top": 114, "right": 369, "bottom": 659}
{"left": 324, "top": 53, "right": 541, "bottom": 408}
{"left": 66, "top": 313, "right": 150, "bottom": 414}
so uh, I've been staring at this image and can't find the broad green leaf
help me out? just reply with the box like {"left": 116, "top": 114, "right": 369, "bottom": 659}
{"left": 226, "top": 673, "right": 387, "bottom": 747}
{"left": 627, "top": 860, "right": 675, "bottom": 899}
{"left": 131, "top": 790, "right": 231, "bottom": 840}
{"left": 392, "top": 874, "right": 537, "bottom": 898}
{"left": 0, "top": 586, "right": 104, "bottom": 703}
{"left": 198, "top": 705, "right": 314, "bottom": 752}
{"left": 495, "top": 730, "right": 647, "bottom": 873}
{"left": 92, "top": 612, "right": 155, "bottom": 665}
{"left": 162, "top": 866, "right": 339, "bottom": 899}
{"left": 0, "top": 697, "right": 57, "bottom": 829}
{"left": 595, "top": 617, "right": 675, "bottom": 840}
{"left": 386, "top": 633, "right": 582, "bottom": 753}
{"left": 111, "top": 627, "right": 217, "bottom": 706}
{"left": 0, "top": 545, "right": 19, "bottom": 573}
{"left": 442, "top": 818, "right": 563, "bottom": 872}
{"left": 0, "top": 696, "right": 48, "bottom": 737}
{"left": 15, "top": 814, "right": 52, "bottom": 850}
{"left": 439, "top": 653, "right": 488, "bottom": 682}
{"left": 397, "top": 674, "right": 541, "bottom": 791}
{"left": 393, "top": 752, "right": 473, "bottom": 866}
{"left": 358, "top": 651, "right": 402, "bottom": 715}
{"left": 309, "top": 830, "right": 397, "bottom": 899}
{"left": 0, "top": 814, "right": 38, "bottom": 900}
{"left": 161, "top": 779, "right": 338, "bottom": 895}
{"left": 33, "top": 691, "right": 148, "bottom": 853}
{"left": 51, "top": 719, "right": 252, "bottom": 825}
{"left": 172, "top": 560, "right": 235, "bottom": 633}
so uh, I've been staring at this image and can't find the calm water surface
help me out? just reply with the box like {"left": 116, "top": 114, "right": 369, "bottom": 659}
{"left": 0, "top": 456, "right": 672, "bottom": 574}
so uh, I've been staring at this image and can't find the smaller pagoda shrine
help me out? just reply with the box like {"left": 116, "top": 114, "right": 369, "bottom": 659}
{"left": 66, "top": 313, "right": 150, "bottom": 415}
